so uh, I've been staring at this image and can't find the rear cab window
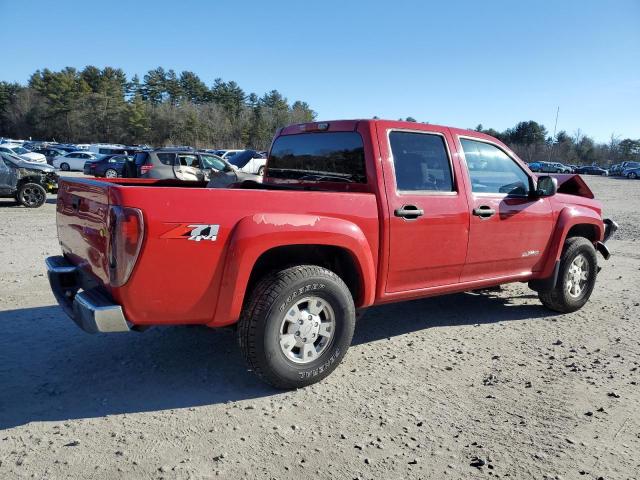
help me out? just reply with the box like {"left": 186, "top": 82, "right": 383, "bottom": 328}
{"left": 268, "top": 132, "right": 366, "bottom": 183}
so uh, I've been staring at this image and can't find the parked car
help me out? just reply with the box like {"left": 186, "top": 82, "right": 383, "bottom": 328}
{"left": 528, "top": 161, "right": 571, "bottom": 173}
{"left": 30, "top": 146, "right": 68, "bottom": 165}
{"left": 575, "top": 165, "right": 608, "bottom": 176}
{"left": 83, "top": 154, "right": 131, "bottom": 178}
{"left": 47, "top": 119, "right": 617, "bottom": 389}
{"left": 226, "top": 149, "right": 267, "bottom": 175}
{"left": 53, "top": 151, "right": 99, "bottom": 171}
{"left": 619, "top": 161, "right": 640, "bottom": 177}
{"left": 0, "top": 152, "right": 58, "bottom": 207}
{"left": 135, "top": 149, "right": 232, "bottom": 180}
{"left": 0, "top": 144, "right": 47, "bottom": 163}
{"left": 622, "top": 167, "right": 640, "bottom": 179}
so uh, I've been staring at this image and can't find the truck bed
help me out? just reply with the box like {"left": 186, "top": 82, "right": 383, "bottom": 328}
{"left": 56, "top": 177, "right": 379, "bottom": 327}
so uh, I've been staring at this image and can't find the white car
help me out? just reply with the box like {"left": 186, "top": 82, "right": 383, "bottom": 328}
{"left": 0, "top": 144, "right": 47, "bottom": 163}
{"left": 53, "top": 151, "right": 98, "bottom": 171}
{"left": 226, "top": 149, "right": 267, "bottom": 175}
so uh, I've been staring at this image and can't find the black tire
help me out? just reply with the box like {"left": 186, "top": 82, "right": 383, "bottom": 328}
{"left": 17, "top": 182, "right": 47, "bottom": 208}
{"left": 60, "top": 162, "right": 70, "bottom": 171}
{"left": 238, "top": 265, "right": 355, "bottom": 389}
{"left": 538, "top": 237, "right": 598, "bottom": 313}
{"left": 258, "top": 166, "right": 265, "bottom": 176}
{"left": 105, "top": 168, "right": 118, "bottom": 178}
{"left": 630, "top": 172, "right": 637, "bottom": 179}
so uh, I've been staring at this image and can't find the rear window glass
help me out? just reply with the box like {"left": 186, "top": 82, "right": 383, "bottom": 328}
{"left": 269, "top": 132, "right": 366, "bottom": 183}
{"left": 157, "top": 153, "right": 176, "bottom": 165}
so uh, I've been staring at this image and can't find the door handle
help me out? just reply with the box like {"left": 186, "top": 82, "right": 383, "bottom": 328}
{"left": 394, "top": 205, "right": 424, "bottom": 220}
{"left": 472, "top": 205, "right": 496, "bottom": 218}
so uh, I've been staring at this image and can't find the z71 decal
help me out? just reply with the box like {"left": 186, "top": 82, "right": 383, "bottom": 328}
{"left": 161, "top": 224, "right": 220, "bottom": 242}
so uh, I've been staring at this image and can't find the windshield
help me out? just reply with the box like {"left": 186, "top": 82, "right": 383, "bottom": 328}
{"left": 268, "top": 132, "right": 367, "bottom": 183}
{"left": 11, "top": 146, "right": 29, "bottom": 155}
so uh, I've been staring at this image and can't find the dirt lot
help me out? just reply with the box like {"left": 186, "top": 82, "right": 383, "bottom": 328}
{"left": 0, "top": 174, "right": 638, "bottom": 479}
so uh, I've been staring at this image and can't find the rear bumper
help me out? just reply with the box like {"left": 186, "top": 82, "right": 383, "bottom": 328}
{"left": 46, "top": 256, "right": 131, "bottom": 334}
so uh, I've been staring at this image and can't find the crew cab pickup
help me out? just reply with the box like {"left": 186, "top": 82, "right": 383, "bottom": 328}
{"left": 46, "top": 119, "right": 617, "bottom": 388}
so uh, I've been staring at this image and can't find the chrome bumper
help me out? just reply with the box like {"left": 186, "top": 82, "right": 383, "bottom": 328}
{"left": 46, "top": 256, "right": 131, "bottom": 334}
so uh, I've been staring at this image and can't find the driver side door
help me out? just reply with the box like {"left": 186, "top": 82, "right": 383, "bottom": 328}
{"left": 458, "top": 137, "right": 554, "bottom": 281}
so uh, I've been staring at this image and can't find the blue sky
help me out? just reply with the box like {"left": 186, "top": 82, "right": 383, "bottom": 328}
{"left": 1, "top": 0, "right": 638, "bottom": 141}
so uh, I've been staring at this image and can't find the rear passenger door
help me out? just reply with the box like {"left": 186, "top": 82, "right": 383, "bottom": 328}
{"left": 457, "top": 137, "right": 554, "bottom": 281}
{"left": 379, "top": 124, "right": 471, "bottom": 292}
{"left": 174, "top": 154, "right": 202, "bottom": 181}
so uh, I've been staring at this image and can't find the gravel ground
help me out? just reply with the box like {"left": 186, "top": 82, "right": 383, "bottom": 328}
{"left": 0, "top": 174, "right": 638, "bottom": 479}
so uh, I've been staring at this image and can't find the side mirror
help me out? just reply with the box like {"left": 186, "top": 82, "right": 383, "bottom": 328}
{"left": 535, "top": 175, "right": 557, "bottom": 197}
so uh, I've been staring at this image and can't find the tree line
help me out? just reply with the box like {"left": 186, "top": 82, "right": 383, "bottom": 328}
{"left": 472, "top": 120, "right": 640, "bottom": 167}
{"left": 1, "top": 67, "right": 638, "bottom": 165}
{"left": 0, "top": 66, "right": 316, "bottom": 150}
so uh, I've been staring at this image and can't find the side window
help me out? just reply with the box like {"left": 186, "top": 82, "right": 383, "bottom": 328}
{"left": 460, "top": 139, "right": 530, "bottom": 195}
{"left": 177, "top": 154, "right": 199, "bottom": 168}
{"left": 389, "top": 131, "right": 453, "bottom": 192}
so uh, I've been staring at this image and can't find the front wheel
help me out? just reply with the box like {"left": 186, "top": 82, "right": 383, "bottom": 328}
{"left": 238, "top": 265, "right": 355, "bottom": 389}
{"left": 17, "top": 182, "right": 47, "bottom": 208}
{"left": 258, "top": 166, "right": 265, "bottom": 176}
{"left": 105, "top": 168, "right": 118, "bottom": 178}
{"left": 59, "top": 162, "right": 70, "bottom": 171}
{"left": 538, "top": 237, "right": 598, "bottom": 313}
{"left": 629, "top": 172, "right": 637, "bottom": 179}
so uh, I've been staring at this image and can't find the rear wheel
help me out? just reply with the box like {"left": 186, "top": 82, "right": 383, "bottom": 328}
{"left": 60, "top": 162, "right": 70, "bottom": 171}
{"left": 258, "top": 166, "right": 265, "bottom": 176}
{"left": 17, "top": 182, "right": 47, "bottom": 208}
{"left": 538, "top": 237, "right": 597, "bottom": 313}
{"left": 238, "top": 265, "right": 355, "bottom": 389}
{"left": 105, "top": 168, "right": 118, "bottom": 178}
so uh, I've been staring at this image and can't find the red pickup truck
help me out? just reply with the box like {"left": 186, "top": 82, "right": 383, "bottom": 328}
{"left": 47, "top": 119, "right": 617, "bottom": 388}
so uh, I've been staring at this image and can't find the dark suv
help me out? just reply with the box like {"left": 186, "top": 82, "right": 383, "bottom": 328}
{"left": 0, "top": 152, "right": 58, "bottom": 207}
{"left": 133, "top": 148, "right": 230, "bottom": 180}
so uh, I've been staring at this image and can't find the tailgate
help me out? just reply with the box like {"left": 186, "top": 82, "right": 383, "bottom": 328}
{"left": 56, "top": 178, "right": 111, "bottom": 285}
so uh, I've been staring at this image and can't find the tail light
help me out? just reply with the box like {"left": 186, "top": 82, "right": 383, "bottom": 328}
{"left": 108, "top": 206, "right": 144, "bottom": 287}
{"left": 140, "top": 164, "right": 154, "bottom": 174}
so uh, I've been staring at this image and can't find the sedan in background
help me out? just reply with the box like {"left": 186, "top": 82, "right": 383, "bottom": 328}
{"left": 52, "top": 151, "right": 99, "bottom": 171}
{"left": 575, "top": 165, "right": 608, "bottom": 176}
{"left": 83, "top": 154, "right": 130, "bottom": 178}
{"left": 0, "top": 144, "right": 47, "bottom": 163}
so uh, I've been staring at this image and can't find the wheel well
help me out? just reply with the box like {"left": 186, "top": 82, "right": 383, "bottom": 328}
{"left": 17, "top": 177, "right": 43, "bottom": 189}
{"left": 566, "top": 224, "right": 599, "bottom": 243}
{"left": 247, "top": 245, "right": 363, "bottom": 305}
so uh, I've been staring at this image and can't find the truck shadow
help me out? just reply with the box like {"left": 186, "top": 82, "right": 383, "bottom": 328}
{"left": 0, "top": 291, "right": 557, "bottom": 430}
